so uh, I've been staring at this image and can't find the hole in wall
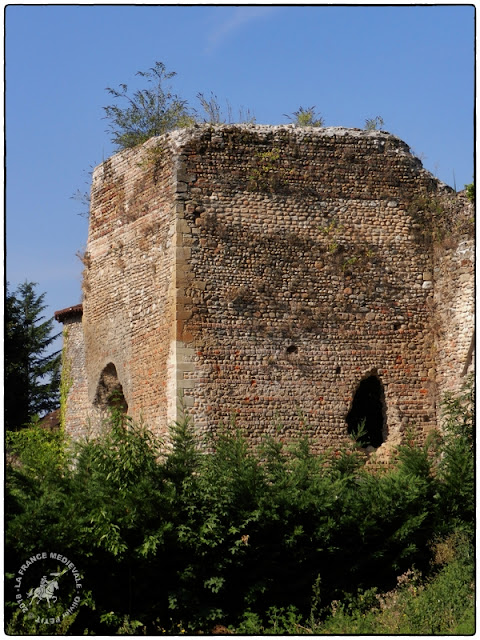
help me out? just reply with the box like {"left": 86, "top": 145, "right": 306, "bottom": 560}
{"left": 286, "top": 345, "right": 298, "bottom": 354}
{"left": 393, "top": 323, "right": 401, "bottom": 331}
{"left": 346, "top": 374, "right": 386, "bottom": 448}
{"left": 335, "top": 366, "right": 341, "bottom": 374}
{"left": 94, "top": 363, "right": 128, "bottom": 415}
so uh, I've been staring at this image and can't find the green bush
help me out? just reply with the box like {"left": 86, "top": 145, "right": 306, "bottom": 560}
{"left": 103, "top": 61, "right": 194, "bottom": 150}
{"left": 434, "top": 375, "right": 474, "bottom": 537}
{"left": 315, "top": 532, "right": 474, "bottom": 635}
{"left": 285, "top": 106, "right": 324, "bottom": 127}
{"left": 5, "top": 379, "right": 474, "bottom": 634}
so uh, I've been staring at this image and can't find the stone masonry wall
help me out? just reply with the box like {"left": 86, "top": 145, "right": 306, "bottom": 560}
{"left": 173, "top": 125, "right": 451, "bottom": 456}
{"left": 68, "top": 124, "right": 473, "bottom": 456}
{"left": 82, "top": 137, "right": 180, "bottom": 436}
{"left": 433, "top": 194, "right": 474, "bottom": 408}
{"left": 57, "top": 311, "right": 89, "bottom": 439}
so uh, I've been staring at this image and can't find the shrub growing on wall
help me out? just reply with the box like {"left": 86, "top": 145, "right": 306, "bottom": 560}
{"left": 103, "top": 61, "right": 194, "bottom": 150}
{"left": 285, "top": 106, "right": 324, "bottom": 127}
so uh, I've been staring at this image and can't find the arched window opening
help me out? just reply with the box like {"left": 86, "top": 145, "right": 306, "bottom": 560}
{"left": 94, "top": 363, "right": 128, "bottom": 415}
{"left": 346, "top": 374, "right": 386, "bottom": 448}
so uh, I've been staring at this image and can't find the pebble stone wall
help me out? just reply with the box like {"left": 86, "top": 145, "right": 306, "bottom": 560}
{"left": 433, "top": 224, "right": 474, "bottom": 405}
{"left": 54, "top": 306, "right": 89, "bottom": 439}
{"left": 59, "top": 124, "right": 474, "bottom": 456}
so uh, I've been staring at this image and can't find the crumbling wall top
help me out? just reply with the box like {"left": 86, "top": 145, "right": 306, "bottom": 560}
{"left": 91, "top": 124, "right": 453, "bottom": 195}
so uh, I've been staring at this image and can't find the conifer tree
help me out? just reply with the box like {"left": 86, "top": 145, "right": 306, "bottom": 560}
{"left": 5, "top": 281, "right": 61, "bottom": 430}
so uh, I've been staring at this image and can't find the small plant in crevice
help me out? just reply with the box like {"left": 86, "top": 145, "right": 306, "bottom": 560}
{"left": 75, "top": 248, "right": 91, "bottom": 268}
{"left": 408, "top": 195, "right": 444, "bottom": 243}
{"left": 247, "top": 148, "right": 291, "bottom": 193}
{"left": 76, "top": 249, "right": 92, "bottom": 298}
{"left": 341, "top": 246, "right": 376, "bottom": 273}
{"left": 285, "top": 106, "right": 324, "bottom": 128}
{"left": 319, "top": 218, "right": 344, "bottom": 236}
{"left": 364, "top": 115, "right": 385, "bottom": 131}
{"left": 327, "top": 240, "right": 339, "bottom": 254}
{"left": 341, "top": 255, "right": 359, "bottom": 271}
{"left": 136, "top": 141, "right": 168, "bottom": 184}
{"left": 408, "top": 194, "right": 474, "bottom": 245}
{"left": 71, "top": 164, "right": 96, "bottom": 219}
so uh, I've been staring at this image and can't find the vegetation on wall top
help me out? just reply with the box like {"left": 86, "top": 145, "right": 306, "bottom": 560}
{"left": 103, "top": 61, "right": 195, "bottom": 150}
{"left": 285, "top": 105, "right": 325, "bottom": 127}
{"left": 102, "top": 60, "right": 389, "bottom": 151}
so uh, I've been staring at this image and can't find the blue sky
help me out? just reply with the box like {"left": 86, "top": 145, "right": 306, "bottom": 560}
{"left": 6, "top": 4, "right": 475, "bottom": 347}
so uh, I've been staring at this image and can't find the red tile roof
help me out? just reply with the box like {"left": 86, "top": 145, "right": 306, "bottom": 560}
{"left": 54, "top": 303, "right": 83, "bottom": 322}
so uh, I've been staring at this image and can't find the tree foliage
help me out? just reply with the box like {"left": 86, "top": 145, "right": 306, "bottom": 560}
{"left": 103, "top": 61, "right": 194, "bottom": 150}
{"left": 5, "top": 282, "right": 60, "bottom": 430}
{"left": 5, "top": 380, "right": 474, "bottom": 634}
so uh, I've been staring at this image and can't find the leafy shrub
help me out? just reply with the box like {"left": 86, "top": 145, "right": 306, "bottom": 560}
{"left": 103, "top": 61, "right": 194, "bottom": 150}
{"left": 285, "top": 106, "right": 324, "bottom": 127}
{"left": 5, "top": 379, "right": 474, "bottom": 634}
{"left": 433, "top": 375, "right": 474, "bottom": 537}
{"left": 316, "top": 532, "right": 474, "bottom": 635}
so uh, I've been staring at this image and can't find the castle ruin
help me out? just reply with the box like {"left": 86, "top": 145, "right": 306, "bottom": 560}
{"left": 55, "top": 125, "right": 474, "bottom": 458}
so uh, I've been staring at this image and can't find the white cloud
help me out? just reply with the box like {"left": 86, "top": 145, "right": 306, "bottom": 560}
{"left": 205, "top": 6, "right": 277, "bottom": 53}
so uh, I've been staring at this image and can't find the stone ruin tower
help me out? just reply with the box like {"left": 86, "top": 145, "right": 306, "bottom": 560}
{"left": 55, "top": 125, "right": 474, "bottom": 458}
